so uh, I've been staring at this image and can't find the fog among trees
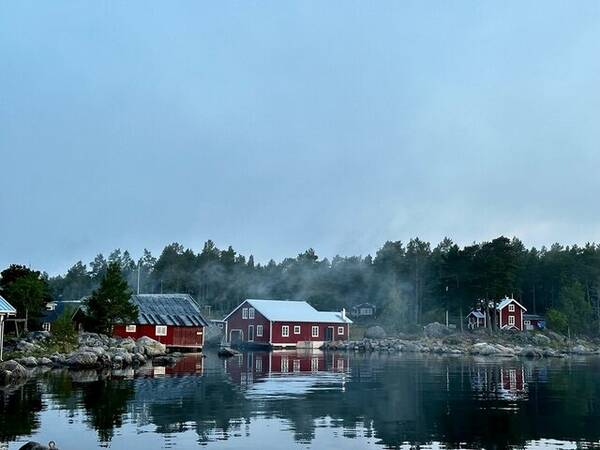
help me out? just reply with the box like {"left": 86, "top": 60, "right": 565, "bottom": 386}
{"left": 38, "top": 236, "right": 600, "bottom": 335}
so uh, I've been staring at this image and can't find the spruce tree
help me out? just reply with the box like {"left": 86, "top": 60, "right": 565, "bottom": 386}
{"left": 85, "top": 262, "right": 138, "bottom": 334}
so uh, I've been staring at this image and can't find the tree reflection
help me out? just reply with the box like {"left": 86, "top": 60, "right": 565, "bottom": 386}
{"left": 0, "top": 382, "right": 42, "bottom": 442}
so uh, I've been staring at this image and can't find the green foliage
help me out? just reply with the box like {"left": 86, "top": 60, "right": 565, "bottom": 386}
{"left": 52, "top": 307, "right": 78, "bottom": 344}
{"left": 547, "top": 308, "right": 569, "bottom": 334}
{"left": 84, "top": 262, "right": 138, "bottom": 334}
{"left": 0, "top": 265, "right": 49, "bottom": 331}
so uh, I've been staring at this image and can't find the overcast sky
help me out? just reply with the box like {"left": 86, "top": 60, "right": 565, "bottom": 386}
{"left": 1, "top": 1, "right": 600, "bottom": 275}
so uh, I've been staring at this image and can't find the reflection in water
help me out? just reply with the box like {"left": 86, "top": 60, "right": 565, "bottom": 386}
{"left": 4, "top": 353, "right": 600, "bottom": 449}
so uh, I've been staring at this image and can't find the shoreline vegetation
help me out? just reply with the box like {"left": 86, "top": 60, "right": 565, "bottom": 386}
{"left": 3, "top": 323, "right": 600, "bottom": 388}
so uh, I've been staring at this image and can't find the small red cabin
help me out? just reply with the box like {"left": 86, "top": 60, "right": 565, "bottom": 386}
{"left": 223, "top": 299, "right": 352, "bottom": 348}
{"left": 467, "top": 297, "right": 527, "bottom": 331}
{"left": 112, "top": 294, "right": 210, "bottom": 350}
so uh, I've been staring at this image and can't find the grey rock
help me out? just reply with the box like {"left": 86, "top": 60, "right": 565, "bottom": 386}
{"left": 0, "top": 360, "right": 28, "bottom": 380}
{"left": 66, "top": 351, "right": 98, "bottom": 368}
{"left": 136, "top": 336, "right": 167, "bottom": 356}
{"left": 471, "top": 343, "right": 500, "bottom": 355}
{"left": 519, "top": 346, "right": 543, "bottom": 358}
{"left": 18, "top": 356, "right": 38, "bottom": 367}
{"left": 531, "top": 334, "right": 551, "bottom": 346}
{"left": 38, "top": 357, "right": 53, "bottom": 366}
{"left": 16, "top": 340, "right": 41, "bottom": 353}
{"left": 424, "top": 322, "right": 452, "bottom": 338}
{"left": 364, "top": 326, "right": 386, "bottom": 339}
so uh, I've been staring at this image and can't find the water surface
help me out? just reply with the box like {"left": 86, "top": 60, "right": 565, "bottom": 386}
{"left": 2, "top": 351, "right": 599, "bottom": 449}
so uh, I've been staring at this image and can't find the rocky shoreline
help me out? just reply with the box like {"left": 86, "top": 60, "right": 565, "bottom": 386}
{"left": 0, "top": 331, "right": 181, "bottom": 387}
{"left": 322, "top": 323, "right": 600, "bottom": 358}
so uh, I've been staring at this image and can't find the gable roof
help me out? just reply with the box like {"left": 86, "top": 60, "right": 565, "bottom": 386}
{"left": 496, "top": 297, "right": 527, "bottom": 312}
{"left": 41, "top": 300, "right": 82, "bottom": 323}
{"left": 467, "top": 310, "right": 485, "bottom": 319}
{"left": 0, "top": 295, "right": 16, "bottom": 315}
{"left": 225, "top": 299, "right": 352, "bottom": 324}
{"left": 130, "top": 294, "right": 210, "bottom": 327}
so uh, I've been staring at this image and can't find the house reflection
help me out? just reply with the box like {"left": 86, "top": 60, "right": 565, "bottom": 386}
{"left": 470, "top": 363, "right": 528, "bottom": 402}
{"left": 225, "top": 351, "right": 349, "bottom": 387}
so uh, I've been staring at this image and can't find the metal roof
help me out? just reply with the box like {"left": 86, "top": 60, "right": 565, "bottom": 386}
{"left": 496, "top": 297, "right": 527, "bottom": 312}
{"left": 467, "top": 310, "right": 485, "bottom": 319}
{"left": 41, "top": 300, "right": 82, "bottom": 323}
{"left": 232, "top": 299, "right": 352, "bottom": 324}
{"left": 0, "top": 295, "right": 16, "bottom": 315}
{"left": 131, "top": 294, "right": 210, "bottom": 327}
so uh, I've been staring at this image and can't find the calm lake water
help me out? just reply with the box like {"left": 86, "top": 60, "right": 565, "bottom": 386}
{"left": 2, "top": 350, "right": 600, "bottom": 449}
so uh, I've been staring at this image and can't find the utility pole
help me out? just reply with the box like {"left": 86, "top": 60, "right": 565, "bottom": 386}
{"left": 137, "top": 259, "right": 141, "bottom": 295}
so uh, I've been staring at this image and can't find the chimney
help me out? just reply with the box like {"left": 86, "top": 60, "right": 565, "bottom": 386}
{"left": 342, "top": 308, "right": 346, "bottom": 320}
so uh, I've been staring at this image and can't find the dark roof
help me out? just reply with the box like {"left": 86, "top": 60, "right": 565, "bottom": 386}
{"left": 41, "top": 301, "right": 82, "bottom": 323}
{"left": 131, "top": 294, "right": 209, "bottom": 327}
{"left": 524, "top": 314, "right": 544, "bottom": 320}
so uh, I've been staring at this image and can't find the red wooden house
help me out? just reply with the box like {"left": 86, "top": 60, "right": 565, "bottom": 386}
{"left": 467, "top": 297, "right": 527, "bottom": 331}
{"left": 223, "top": 299, "right": 352, "bottom": 348}
{"left": 113, "top": 294, "right": 210, "bottom": 350}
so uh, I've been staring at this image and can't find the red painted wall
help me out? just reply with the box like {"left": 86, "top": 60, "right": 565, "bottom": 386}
{"left": 113, "top": 324, "right": 204, "bottom": 347}
{"left": 224, "top": 300, "right": 350, "bottom": 345}
{"left": 499, "top": 302, "right": 524, "bottom": 331}
{"left": 225, "top": 300, "right": 271, "bottom": 343}
{"left": 271, "top": 321, "right": 349, "bottom": 345}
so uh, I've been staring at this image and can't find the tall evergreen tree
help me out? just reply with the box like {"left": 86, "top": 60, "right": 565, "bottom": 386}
{"left": 85, "top": 262, "right": 138, "bottom": 334}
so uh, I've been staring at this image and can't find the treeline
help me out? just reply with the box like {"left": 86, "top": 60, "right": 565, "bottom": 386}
{"left": 40, "top": 236, "right": 600, "bottom": 335}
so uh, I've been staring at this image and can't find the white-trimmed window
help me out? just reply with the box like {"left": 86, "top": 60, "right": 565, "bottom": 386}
{"left": 42, "top": 322, "right": 51, "bottom": 332}
{"left": 282, "top": 325, "right": 289, "bottom": 337}
{"left": 312, "top": 326, "right": 319, "bottom": 337}
{"left": 508, "top": 316, "right": 515, "bottom": 326}
{"left": 338, "top": 326, "right": 344, "bottom": 335}
{"left": 242, "top": 308, "right": 248, "bottom": 319}
{"left": 508, "top": 304, "right": 515, "bottom": 312}
{"left": 126, "top": 325, "right": 137, "bottom": 333}
{"left": 293, "top": 359, "right": 300, "bottom": 372}
{"left": 294, "top": 325, "right": 301, "bottom": 334}
{"left": 256, "top": 325, "right": 263, "bottom": 337}
{"left": 155, "top": 325, "right": 168, "bottom": 336}
{"left": 248, "top": 308, "right": 255, "bottom": 319}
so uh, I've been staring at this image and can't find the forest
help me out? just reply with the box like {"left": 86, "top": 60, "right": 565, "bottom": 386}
{"left": 18, "top": 235, "right": 596, "bottom": 335}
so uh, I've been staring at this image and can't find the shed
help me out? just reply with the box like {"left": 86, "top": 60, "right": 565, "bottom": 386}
{"left": 0, "top": 294, "right": 17, "bottom": 361}
{"left": 523, "top": 314, "right": 545, "bottom": 331}
{"left": 112, "top": 294, "right": 210, "bottom": 349}
{"left": 40, "top": 300, "right": 82, "bottom": 332}
{"left": 351, "top": 302, "right": 376, "bottom": 317}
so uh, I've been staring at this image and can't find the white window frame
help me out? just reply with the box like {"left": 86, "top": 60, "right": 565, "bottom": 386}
{"left": 248, "top": 308, "right": 255, "bottom": 319}
{"left": 42, "top": 322, "right": 51, "bottom": 332}
{"left": 337, "top": 326, "right": 344, "bottom": 335}
{"left": 508, "top": 304, "right": 515, "bottom": 312}
{"left": 126, "top": 325, "right": 137, "bottom": 333}
{"left": 282, "top": 325, "right": 289, "bottom": 337}
{"left": 256, "top": 325, "right": 263, "bottom": 337}
{"left": 508, "top": 316, "right": 515, "bottom": 326}
{"left": 312, "top": 326, "right": 319, "bottom": 337}
{"left": 155, "top": 325, "right": 168, "bottom": 336}
{"left": 242, "top": 308, "right": 248, "bottom": 319}
{"left": 294, "top": 325, "right": 301, "bottom": 334}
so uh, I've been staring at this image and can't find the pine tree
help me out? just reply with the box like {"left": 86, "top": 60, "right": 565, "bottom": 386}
{"left": 85, "top": 262, "right": 138, "bottom": 334}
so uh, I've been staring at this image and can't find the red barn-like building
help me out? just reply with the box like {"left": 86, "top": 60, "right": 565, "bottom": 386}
{"left": 223, "top": 299, "right": 352, "bottom": 348}
{"left": 113, "top": 294, "right": 210, "bottom": 350}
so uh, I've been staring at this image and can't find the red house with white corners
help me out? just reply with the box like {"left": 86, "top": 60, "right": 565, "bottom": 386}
{"left": 467, "top": 297, "right": 527, "bottom": 331}
{"left": 496, "top": 297, "right": 526, "bottom": 331}
{"left": 223, "top": 299, "right": 352, "bottom": 348}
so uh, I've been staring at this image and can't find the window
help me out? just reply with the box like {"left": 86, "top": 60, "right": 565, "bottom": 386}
{"left": 294, "top": 325, "right": 301, "bottom": 334}
{"left": 338, "top": 326, "right": 344, "bottom": 335}
{"left": 242, "top": 308, "right": 248, "bottom": 319}
{"left": 155, "top": 325, "right": 167, "bottom": 336}
{"left": 281, "top": 357, "right": 289, "bottom": 373}
{"left": 255, "top": 358, "right": 262, "bottom": 372}
{"left": 282, "top": 325, "right": 289, "bottom": 337}
{"left": 508, "top": 304, "right": 515, "bottom": 312}
{"left": 256, "top": 325, "right": 263, "bottom": 337}
{"left": 293, "top": 359, "right": 301, "bottom": 372}
{"left": 508, "top": 316, "right": 515, "bottom": 326}
{"left": 312, "top": 326, "right": 319, "bottom": 337}
{"left": 126, "top": 325, "right": 137, "bottom": 333}
{"left": 42, "top": 322, "right": 51, "bottom": 332}
{"left": 248, "top": 308, "right": 255, "bottom": 319}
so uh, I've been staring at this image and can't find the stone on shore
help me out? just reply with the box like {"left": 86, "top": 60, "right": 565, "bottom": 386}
{"left": 66, "top": 351, "right": 99, "bottom": 369}
{"left": 424, "top": 322, "right": 452, "bottom": 338}
{"left": 364, "top": 326, "right": 386, "bottom": 340}
{"left": 136, "top": 336, "right": 167, "bottom": 356}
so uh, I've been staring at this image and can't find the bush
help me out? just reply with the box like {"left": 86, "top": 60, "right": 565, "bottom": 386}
{"left": 51, "top": 308, "right": 77, "bottom": 344}
{"left": 547, "top": 308, "right": 568, "bottom": 334}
